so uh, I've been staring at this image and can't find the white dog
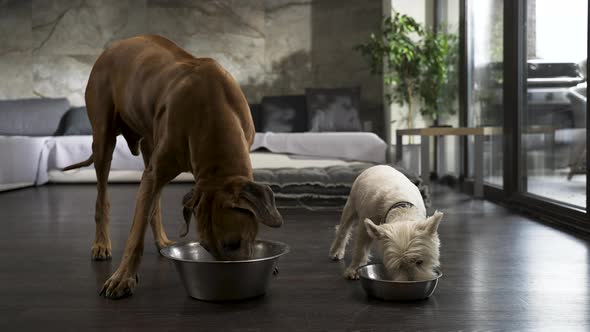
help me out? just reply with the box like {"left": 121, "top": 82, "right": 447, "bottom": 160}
{"left": 329, "top": 165, "right": 443, "bottom": 281}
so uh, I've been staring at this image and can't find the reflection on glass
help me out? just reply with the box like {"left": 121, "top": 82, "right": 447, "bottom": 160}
{"left": 468, "top": 0, "right": 503, "bottom": 186}
{"left": 436, "top": 0, "right": 461, "bottom": 176}
{"left": 522, "top": 0, "right": 587, "bottom": 208}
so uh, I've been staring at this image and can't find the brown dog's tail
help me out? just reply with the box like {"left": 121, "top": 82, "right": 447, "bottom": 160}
{"left": 62, "top": 154, "right": 94, "bottom": 171}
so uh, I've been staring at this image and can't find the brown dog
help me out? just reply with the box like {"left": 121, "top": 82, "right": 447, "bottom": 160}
{"left": 64, "top": 35, "right": 283, "bottom": 299}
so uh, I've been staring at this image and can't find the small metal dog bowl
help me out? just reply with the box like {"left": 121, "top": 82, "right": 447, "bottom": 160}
{"left": 357, "top": 264, "right": 442, "bottom": 301}
{"left": 160, "top": 240, "right": 289, "bottom": 301}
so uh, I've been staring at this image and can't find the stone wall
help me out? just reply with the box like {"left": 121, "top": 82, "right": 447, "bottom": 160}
{"left": 0, "top": 0, "right": 383, "bottom": 134}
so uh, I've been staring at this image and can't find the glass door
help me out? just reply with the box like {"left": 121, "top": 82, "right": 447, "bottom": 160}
{"left": 521, "top": 0, "right": 587, "bottom": 209}
{"left": 467, "top": 0, "right": 504, "bottom": 187}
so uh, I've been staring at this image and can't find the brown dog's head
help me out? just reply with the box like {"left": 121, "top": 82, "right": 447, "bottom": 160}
{"left": 181, "top": 177, "right": 282, "bottom": 260}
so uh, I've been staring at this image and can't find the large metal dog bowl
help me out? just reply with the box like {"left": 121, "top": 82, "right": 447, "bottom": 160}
{"left": 160, "top": 240, "right": 289, "bottom": 301}
{"left": 357, "top": 264, "right": 442, "bottom": 301}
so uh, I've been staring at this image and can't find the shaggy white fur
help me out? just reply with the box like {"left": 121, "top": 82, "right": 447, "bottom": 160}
{"left": 329, "top": 165, "right": 443, "bottom": 281}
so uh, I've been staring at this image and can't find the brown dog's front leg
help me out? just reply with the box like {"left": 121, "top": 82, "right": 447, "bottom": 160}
{"left": 151, "top": 199, "right": 174, "bottom": 251}
{"left": 101, "top": 172, "right": 162, "bottom": 299}
{"left": 140, "top": 142, "right": 174, "bottom": 251}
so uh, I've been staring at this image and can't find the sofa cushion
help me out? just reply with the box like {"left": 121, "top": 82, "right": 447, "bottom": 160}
{"left": 305, "top": 87, "right": 362, "bottom": 132}
{"left": 0, "top": 98, "right": 70, "bottom": 136}
{"left": 260, "top": 95, "right": 307, "bottom": 132}
{"left": 56, "top": 106, "right": 92, "bottom": 135}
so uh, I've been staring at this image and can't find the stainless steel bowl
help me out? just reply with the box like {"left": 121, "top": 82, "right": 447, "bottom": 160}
{"left": 357, "top": 264, "right": 442, "bottom": 301}
{"left": 160, "top": 240, "right": 289, "bottom": 301}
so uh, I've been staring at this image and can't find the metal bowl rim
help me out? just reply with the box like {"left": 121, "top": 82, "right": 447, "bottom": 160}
{"left": 159, "top": 239, "right": 290, "bottom": 264}
{"left": 357, "top": 263, "right": 443, "bottom": 284}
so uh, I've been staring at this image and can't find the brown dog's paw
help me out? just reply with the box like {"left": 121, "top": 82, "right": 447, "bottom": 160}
{"left": 91, "top": 243, "right": 112, "bottom": 261}
{"left": 100, "top": 273, "right": 139, "bottom": 299}
{"left": 155, "top": 239, "right": 175, "bottom": 252}
{"left": 344, "top": 268, "right": 360, "bottom": 280}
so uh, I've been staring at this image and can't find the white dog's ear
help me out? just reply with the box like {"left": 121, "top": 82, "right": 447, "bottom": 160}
{"left": 364, "top": 218, "right": 384, "bottom": 239}
{"left": 422, "top": 210, "right": 443, "bottom": 234}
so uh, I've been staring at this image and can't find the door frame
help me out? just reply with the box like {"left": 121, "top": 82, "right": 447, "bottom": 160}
{"left": 459, "top": 0, "right": 590, "bottom": 233}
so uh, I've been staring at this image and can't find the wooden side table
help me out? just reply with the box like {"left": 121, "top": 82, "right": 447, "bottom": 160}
{"left": 395, "top": 127, "right": 501, "bottom": 198}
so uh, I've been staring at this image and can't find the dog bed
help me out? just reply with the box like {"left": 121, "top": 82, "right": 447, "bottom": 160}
{"left": 254, "top": 163, "right": 430, "bottom": 208}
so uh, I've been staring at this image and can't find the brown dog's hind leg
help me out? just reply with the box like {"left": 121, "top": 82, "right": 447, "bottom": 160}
{"left": 91, "top": 132, "right": 117, "bottom": 260}
{"left": 140, "top": 141, "right": 174, "bottom": 251}
{"left": 86, "top": 92, "right": 117, "bottom": 260}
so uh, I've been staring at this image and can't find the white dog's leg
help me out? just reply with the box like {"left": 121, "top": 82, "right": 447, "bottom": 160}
{"left": 343, "top": 226, "right": 371, "bottom": 280}
{"left": 329, "top": 200, "right": 356, "bottom": 260}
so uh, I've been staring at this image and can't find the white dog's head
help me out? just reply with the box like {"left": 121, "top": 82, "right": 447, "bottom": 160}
{"left": 364, "top": 211, "right": 443, "bottom": 281}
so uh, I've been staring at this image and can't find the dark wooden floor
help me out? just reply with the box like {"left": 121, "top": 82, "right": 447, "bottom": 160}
{"left": 1, "top": 184, "right": 589, "bottom": 331}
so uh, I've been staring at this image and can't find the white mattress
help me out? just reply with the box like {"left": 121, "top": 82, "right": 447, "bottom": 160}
{"left": 49, "top": 136, "right": 143, "bottom": 171}
{"left": 252, "top": 132, "right": 386, "bottom": 163}
{"left": 0, "top": 132, "right": 380, "bottom": 189}
{"left": 47, "top": 135, "right": 368, "bottom": 171}
{"left": 48, "top": 152, "right": 363, "bottom": 183}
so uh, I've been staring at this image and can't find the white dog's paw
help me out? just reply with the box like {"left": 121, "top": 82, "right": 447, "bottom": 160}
{"left": 329, "top": 247, "right": 345, "bottom": 261}
{"left": 344, "top": 268, "right": 360, "bottom": 280}
{"left": 329, "top": 252, "right": 344, "bottom": 261}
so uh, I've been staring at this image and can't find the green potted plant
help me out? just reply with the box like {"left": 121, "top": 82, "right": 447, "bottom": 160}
{"left": 356, "top": 12, "right": 458, "bottom": 128}
{"left": 355, "top": 12, "right": 424, "bottom": 129}
{"left": 418, "top": 27, "right": 458, "bottom": 126}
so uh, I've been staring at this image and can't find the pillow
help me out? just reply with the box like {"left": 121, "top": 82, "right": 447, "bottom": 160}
{"left": 260, "top": 95, "right": 308, "bottom": 132}
{"left": 0, "top": 98, "right": 70, "bottom": 136}
{"left": 249, "top": 103, "right": 262, "bottom": 132}
{"left": 56, "top": 106, "right": 92, "bottom": 135}
{"left": 305, "top": 87, "right": 362, "bottom": 132}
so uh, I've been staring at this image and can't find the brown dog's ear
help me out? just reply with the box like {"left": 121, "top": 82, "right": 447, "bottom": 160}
{"left": 180, "top": 188, "right": 200, "bottom": 237}
{"left": 235, "top": 182, "right": 283, "bottom": 228}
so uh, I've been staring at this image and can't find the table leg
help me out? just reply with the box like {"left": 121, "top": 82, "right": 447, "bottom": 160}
{"left": 395, "top": 134, "right": 403, "bottom": 163}
{"left": 473, "top": 135, "right": 484, "bottom": 198}
{"left": 438, "top": 136, "right": 446, "bottom": 176}
{"left": 547, "top": 131, "right": 555, "bottom": 172}
{"left": 421, "top": 136, "right": 430, "bottom": 186}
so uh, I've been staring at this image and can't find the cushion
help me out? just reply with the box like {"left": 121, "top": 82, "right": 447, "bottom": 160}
{"left": 260, "top": 95, "right": 308, "bottom": 132}
{"left": 251, "top": 132, "right": 387, "bottom": 163}
{"left": 0, "top": 98, "right": 70, "bottom": 136}
{"left": 253, "top": 163, "right": 430, "bottom": 208}
{"left": 305, "top": 87, "right": 362, "bottom": 132}
{"left": 55, "top": 106, "right": 93, "bottom": 136}
{"left": 249, "top": 103, "right": 262, "bottom": 132}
